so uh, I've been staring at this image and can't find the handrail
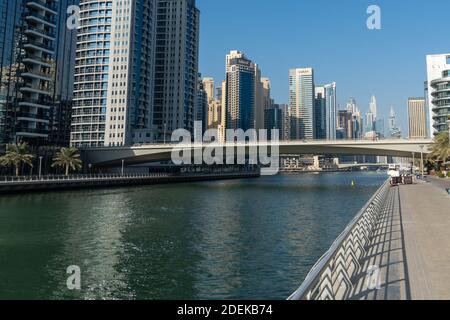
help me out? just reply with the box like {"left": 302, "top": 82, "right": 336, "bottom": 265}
{"left": 0, "top": 170, "right": 259, "bottom": 184}
{"left": 288, "top": 179, "right": 390, "bottom": 300}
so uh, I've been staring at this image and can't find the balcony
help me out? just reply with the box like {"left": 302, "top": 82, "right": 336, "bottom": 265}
{"left": 23, "top": 40, "right": 55, "bottom": 54}
{"left": 22, "top": 55, "right": 52, "bottom": 68}
{"left": 18, "top": 98, "right": 52, "bottom": 110}
{"left": 25, "top": 13, "right": 56, "bottom": 28}
{"left": 19, "top": 84, "right": 53, "bottom": 96}
{"left": 15, "top": 127, "right": 49, "bottom": 138}
{"left": 26, "top": 0, "right": 58, "bottom": 15}
{"left": 25, "top": 27, "right": 56, "bottom": 41}
{"left": 21, "top": 70, "right": 53, "bottom": 81}
{"left": 17, "top": 112, "right": 50, "bottom": 123}
{"left": 430, "top": 76, "right": 450, "bottom": 87}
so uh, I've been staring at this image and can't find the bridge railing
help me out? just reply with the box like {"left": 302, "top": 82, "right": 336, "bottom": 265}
{"left": 79, "top": 138, "right": 432, "bottom": 150}
{"left": 288, "top": 179, "right": 390, "bottom": 300}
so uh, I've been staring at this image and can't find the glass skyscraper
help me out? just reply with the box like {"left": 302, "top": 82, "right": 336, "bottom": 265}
{"left": 225, "top": 53, "right": 256, "bottom": 132}
{"left": 0, "top": 0, "right": 78, "bottom": 146}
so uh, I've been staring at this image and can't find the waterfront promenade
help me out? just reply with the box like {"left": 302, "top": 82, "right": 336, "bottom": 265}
{"left": 290, "top": 177, "right": 450, "bottom": 300}
{"left": 399, "top": 178, "right": 450, "bottom": 299}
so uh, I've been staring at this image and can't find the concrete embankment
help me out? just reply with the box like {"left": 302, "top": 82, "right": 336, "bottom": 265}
{"left": 0, "top": 172, "right": 260, "bottom": 194}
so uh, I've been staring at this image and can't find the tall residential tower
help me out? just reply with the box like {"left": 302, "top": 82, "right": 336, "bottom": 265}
{"left": 289, "top": 68, "right": 314, "bottom": 140}
{"left": 408, "top": 97, "right": 427, "bottom": 139}
{"left": 71, "top": 0, "right": 158, "bottom": 147}
{"left": 1, "top": 0, "right": 78, "bottom": 146}
{"left": 426, "top": 54, "right": 450, "bottom": 136}
{"left": 153, "top": 0, "right": 200, "bottom": 141}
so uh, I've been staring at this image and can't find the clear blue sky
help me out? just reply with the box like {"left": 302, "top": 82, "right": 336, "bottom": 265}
{"left": 196, "top": 0, "right": 450, "bottom": 134}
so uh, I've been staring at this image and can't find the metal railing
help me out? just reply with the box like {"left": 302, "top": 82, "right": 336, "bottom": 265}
{"left": 0, "top": 170, "right": 259, "bottom": 185}
{"left": 288, "top": 179, "right": 390, "bottom": 300}
{"left": 0, "top": 173, "right": 170, "bottom": 184}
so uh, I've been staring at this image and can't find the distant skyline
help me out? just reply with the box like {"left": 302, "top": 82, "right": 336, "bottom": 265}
{"left": 197, "top": 0, "right": 450, "bottom": 135}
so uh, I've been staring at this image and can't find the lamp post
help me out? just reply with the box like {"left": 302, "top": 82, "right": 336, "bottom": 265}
{"left": 38, "top": 156, "right": 43, "bottom": 180}
{"left": 419, "top": 145, "right": 424, "bottom": 177}
{"left": 412, "top": 152, "right": 415, "bottom": 175}
{"left": 163, "top": 122, "right": 167, "bottom": 145}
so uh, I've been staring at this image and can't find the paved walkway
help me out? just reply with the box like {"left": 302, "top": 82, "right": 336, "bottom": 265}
{"left": 400, "top": 180, "right": 450, "bottom": 300}
{"left": 352, "top": 186, "right": 410, "bottom": 300}
{"left": 350, "top": 179, "right": 450, "bottom": 300}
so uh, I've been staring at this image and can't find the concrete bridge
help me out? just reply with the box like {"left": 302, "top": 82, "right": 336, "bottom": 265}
{"left": 82, "top": 139, "right": 432, "bottom": 167}
{"left": 337, "top": 163, "right": 390, "bottom": 169}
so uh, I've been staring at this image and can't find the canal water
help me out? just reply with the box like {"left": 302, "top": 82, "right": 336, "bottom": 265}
{"left": 0, "top": 172, "right": 386, "bottom": 300}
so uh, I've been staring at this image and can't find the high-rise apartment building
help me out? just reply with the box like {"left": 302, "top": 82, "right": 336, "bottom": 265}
{"left": 195, "top": 74, "right": 207, "bottom": 132}
{"left": 1, "top": 0, "right": 78, "bottom": 146}
{"left": 324, "top": 82, "right": 337, "bottom": 140}
{"left": 202, "top": 77, "right": 214, "bottom": 103}
{"left": 264, "top": 107, "right": 282, "bottom": 141}
{"left": 388, "top": 107, "right": 401, "bottom": 139}
{"left": 278, "top": 103, "right": 290, "bottom": 141}
{"left": 289, "top": 68, "right": 314, "bottom": 140}
{"left": 346, "top": 97, "right": 362, "bottom": 139}
{"left": 365, "top": 95, "right": 377, "bottom": 133}
{"left": 314, "top": 85, "right": 326, "bottom": 140}
{"left": 337, "top": 110, "right": 353, "bottom": 140}
{"left": 408, "top": 97, "right": 427, "bottom": 139}
{"left": 71, "top": 0, "right": 158, "bottom": 147}
{"left": 225, "top": 51, "right": 257, "bottom": 132}
{"left": 153, "top": 0, "right": 200, "bottom": 141}
{"left": 426, "top": 54, "right": 450, "bottom": 136}
{"left": 313, "top": 82, "right": 336, "bottom": 140}
{"left": 71, "top": 0, "right": 200, "bottom": 147}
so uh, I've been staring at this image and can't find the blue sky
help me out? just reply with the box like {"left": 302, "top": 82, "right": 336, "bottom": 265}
{"left": 196, "top": 0, "right": 450, "bottom": 134}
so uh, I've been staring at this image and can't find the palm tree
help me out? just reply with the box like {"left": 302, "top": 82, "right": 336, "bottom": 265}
{"left": 51, "top": 147, "right": 83, "bottom": 176}
{"left": 428, "top": 132, "right": 450, "bottom": 163}
{"left": 0, "top": 142, "right": 34, "bottom": 176}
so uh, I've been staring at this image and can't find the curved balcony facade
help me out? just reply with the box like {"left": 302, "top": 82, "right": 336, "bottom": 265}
{"left": 430, "top": 70, "right": 450, "bottom": 133}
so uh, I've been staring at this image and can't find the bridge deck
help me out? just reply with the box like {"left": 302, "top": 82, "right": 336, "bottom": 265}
{"left": 352, "top": 179, "right": 450, "bottom": 300}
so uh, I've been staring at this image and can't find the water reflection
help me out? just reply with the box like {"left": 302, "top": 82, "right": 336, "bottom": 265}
{"left": 0, "top": 172, "right": 386, "bottom": 299}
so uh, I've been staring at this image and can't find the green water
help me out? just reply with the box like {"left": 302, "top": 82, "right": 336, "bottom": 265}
{"left": 0, "top": 172, "right": 386, "bottom": 300}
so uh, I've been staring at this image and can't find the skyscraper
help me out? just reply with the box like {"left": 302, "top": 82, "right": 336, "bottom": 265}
{"left": 337, "top": 109, "right": 353, "bottom": 140}
{"left": 202, "top": 77, "right": 215, "bottom": 103}
{"left": 346, "top": 97, "right": 357, "bottom": 114}
{"left": 289, "top": 68, "right": 314, "bottom": 140}
{"left": 264, "top": 107, "right": 282, "bottom": 141}
{"left": 225, "top": 51, "right": 258, "bottom": 132}
{"left": 388, "top": 107, "right": 401, "bottom": 139}
{"left": 314, "top": 85, "right": 326, "bottom": 140}
{"left": 71, "top": 0, "right": 158, "bottom": 147}
{"left": 324, "top": 82, "right": 337, "bottom": 140}
{"left": 0, "top": 0, "right": 78, "bottom": 146}
{"left": 346, "top": 97, "right": 362, "bottom": 139}
{"left": 408, "top": 98, "right": 427, "bottom": 139}
{"left": 195, "top": 74, "right": 208, "bottom": 132}
{"left": 365, "top": 95, "right": 377, "bottom": 133}
{"left": 278, "top": 103, "right": 290, "bottom": 141}
{"left": 426, "top": 54, "right": 450, "bottom": 136}
{"left": 153, "top": 0, "right": 200, "bottom": 141}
